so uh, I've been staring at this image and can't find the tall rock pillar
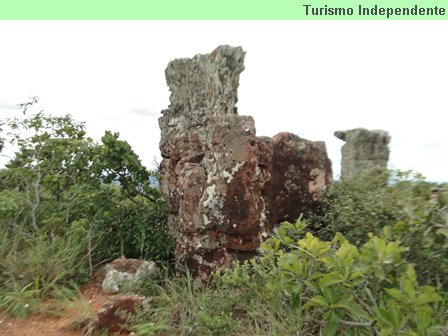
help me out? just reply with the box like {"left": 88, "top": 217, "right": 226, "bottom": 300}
{"left": 159, "top": 46, "right": 332, "bottom": 280}
{"left": 335, "top": 128, "right": 390, "bottom": 180}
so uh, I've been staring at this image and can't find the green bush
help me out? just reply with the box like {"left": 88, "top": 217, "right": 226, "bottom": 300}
{"left": 0, "top": 111, "right": 172, "bottom": 262}
{"left": 217, "top": 219, "right": 447, "bottom": 336}
{"left": 86, "top": 190, "right": 173, "bottom": 263}
{"left": 388, "top": 185, "right": 448, "bottom": 288}
{"left": 311, "top": 170, "right": 448, "bottom": 289}
{"left": 0, "top": 111, "right": 173, "bottom": 317}
{"left": 311, "top": 169, "right": 400, "bottom": 244}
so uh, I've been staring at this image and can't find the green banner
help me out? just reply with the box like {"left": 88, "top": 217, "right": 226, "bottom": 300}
{"left": 0, "top": 0, "right": 447, "bottom": 19}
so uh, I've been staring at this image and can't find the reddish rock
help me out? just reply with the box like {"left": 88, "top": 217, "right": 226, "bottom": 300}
{"left": 269, "top": 132, "right": 332, "bottom": 222}
{"left": 159, "top": 46, "right": 332, "bottom": 280}
{"left": 97, "top": 294, "right": 147, "bottom": 334}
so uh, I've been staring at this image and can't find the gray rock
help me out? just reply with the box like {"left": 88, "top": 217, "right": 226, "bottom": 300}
{"left": 101, "top": 257, "right": 158, "bottom": 294}
{"left": 335, "top": 128, "right": 390, "bottom": 180}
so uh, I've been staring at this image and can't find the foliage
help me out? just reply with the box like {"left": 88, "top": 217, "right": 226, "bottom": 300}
{"left": 0, "top": 224, "right": 89, "bottom": 317}
{"left": 131, "top": 213, "right": 447, "bottom": 336}
{"left": 312, "top": 170, "right": 448, "bottom": 288}
{"left": 311, "top": 169, "right": 400, "bottom": 244}
{"left": 1, "top": 100, "right": 446, "bottom": 336}
{"left": 0, "top": 109, "right": 172, "bottom": 316}
{"left": 131, "top": 266, "right": 301, "bottom": 336}
{"left": 387, "top": 182, "right": 448, "bottom": 288}
{"left": 81, "top": 187, "right": 172, "bottom": 262}
{"left": 0, "top": 281, "right": 41, "bottom": 318}
{"left": 96, "top": 131, "right": 161, "bottom": 203}
{"left": 217, "top": 219, "right": 447, "bottom": 336}
{"left": 1, "top": 112, "right": 97, "bottom": 232}
{"left": 0, "top": 226, "right": 89, "bottom": 286}
{"left": 0, "top": 110, "right": 172, "bottom": 260}
{"left": 53, "top": 286, "right": 100, "bottom": 336}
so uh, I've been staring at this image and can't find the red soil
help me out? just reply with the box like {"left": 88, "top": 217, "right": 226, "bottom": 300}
{"left": 0, "top": 271, "right": 114, "bottom": 336}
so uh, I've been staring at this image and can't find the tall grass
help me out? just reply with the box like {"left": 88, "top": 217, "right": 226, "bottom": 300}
{"left": 130, "top": 266, "right": 302, "bottom": 336}
{"left": 0, "top": 225, "right": 89, "bottom": 317}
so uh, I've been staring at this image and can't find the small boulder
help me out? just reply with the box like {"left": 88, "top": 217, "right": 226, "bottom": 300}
{"left": 101, "top": 257, "right": 159, "bottom": 294}
{"left": 97, "top": 294, "right": 147, "bottom": 333}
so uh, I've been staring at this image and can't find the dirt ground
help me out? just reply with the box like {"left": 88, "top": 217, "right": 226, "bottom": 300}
{"left": 0, "top": 312, "right": 83, "bottom": 336}
{"left": 0, "top": 271, "right": 114, "bottom": 336}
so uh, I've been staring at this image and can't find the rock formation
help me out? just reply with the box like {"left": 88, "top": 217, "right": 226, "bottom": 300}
{"left": 159, "top": 46, "right": 332, "bottom": 280}
{"left": 335, "top": 128, "right": 390, "bottom": 180}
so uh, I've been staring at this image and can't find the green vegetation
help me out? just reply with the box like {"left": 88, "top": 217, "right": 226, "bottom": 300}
{"left": 0, "top": 109, "right": 172, "bottom": 317}
{"left": 1, "top": 105, "right": 447, "bottom": 335}
{"left": 129, "top": 172, "right": 447, "bottom": 335}
{"left": 129, "top": 216, "right": 447, "bottom": 335}
{"left": 218, "top": 220, "right": 446, "bottom": 335}
{"left": 312, "top": 170, "right": 448, "bottom": 288}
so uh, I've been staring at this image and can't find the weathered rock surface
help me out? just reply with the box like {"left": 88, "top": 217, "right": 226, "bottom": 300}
{"left": 101, "top": 257, "right": 158, "bottom": 294}
{"left": 159, "top": 46, "right": 332, "bottom": 280}
{"left": 97, "top": 294, "right": 147, "bottom": 333}
{"left": 335, "top": 128, "right": 390, "bottom": 180}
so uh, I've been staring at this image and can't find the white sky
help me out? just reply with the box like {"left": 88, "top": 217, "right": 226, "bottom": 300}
{"left": 0, "top": 21, "right": 447, "bottom": 182}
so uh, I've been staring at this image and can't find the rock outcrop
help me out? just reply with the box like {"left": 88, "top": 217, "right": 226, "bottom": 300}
{"left": 159, "top": 46, "right": 332, "bottom": 280}
{"left": 335, "top": 128, "right": 390, "bottom": 180}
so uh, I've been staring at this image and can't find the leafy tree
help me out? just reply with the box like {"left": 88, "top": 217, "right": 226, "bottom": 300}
{"left": 1, "top": 112, "right": 98, "bottom": 231}
{"left": 95, "top": 130, "right": 160, "bottom": 204}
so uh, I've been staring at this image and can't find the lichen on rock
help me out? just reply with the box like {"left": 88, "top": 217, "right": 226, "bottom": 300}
{"left": 159, "top": 46, "right": 332, "bottom": 280}
{"left": 101, "top": 257, "right": 159, "bottom": 294}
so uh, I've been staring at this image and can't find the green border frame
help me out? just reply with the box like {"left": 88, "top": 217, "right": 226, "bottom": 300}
{"left": 0, "top": 0, "right": 447, "bottom": 19}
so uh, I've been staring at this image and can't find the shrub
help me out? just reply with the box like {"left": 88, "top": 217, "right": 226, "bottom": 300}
{"left": 0, "top": 111, "right": 173, "bottom": 263}
{"left": 217, "top": 219, "right": 447, "bottom": 336}
{"left": 311, "top": 170, "right": 448, "bottom": 289}
{"left": 311, "top": 169, "right": 400, "bottom": 244}
{"left": 0, "top": 110, "right": 173, "bottom": 317}
{"left": 87, "top": 191, "right": 173, "bottom": 263}
{"left": 388, "top": 184, "right": 448, "bottom": 288}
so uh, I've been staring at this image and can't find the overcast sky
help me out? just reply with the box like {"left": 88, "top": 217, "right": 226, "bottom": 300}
{"left": 0, "top": 21, "right": 447, "bottom": 182}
